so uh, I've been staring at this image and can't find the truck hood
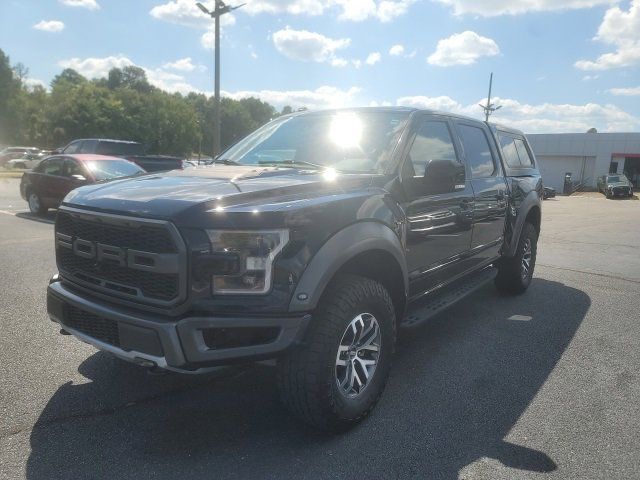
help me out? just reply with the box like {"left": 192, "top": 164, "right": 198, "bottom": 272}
{"left": 63, "top": 165, "right": 373, "bottom": 221}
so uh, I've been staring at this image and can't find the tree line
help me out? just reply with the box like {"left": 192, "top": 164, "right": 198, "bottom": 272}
{"left": 0, "top": 48, "right": 293, "bottom": 157}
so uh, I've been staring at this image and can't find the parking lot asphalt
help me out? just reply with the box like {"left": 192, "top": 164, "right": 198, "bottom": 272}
{"left": 1, "top": 177, "right": 639, "bottom": 480}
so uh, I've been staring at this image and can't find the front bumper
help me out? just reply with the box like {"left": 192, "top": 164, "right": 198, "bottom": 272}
{"left": 47, "top": 280, "right": 311, "bottom": 374}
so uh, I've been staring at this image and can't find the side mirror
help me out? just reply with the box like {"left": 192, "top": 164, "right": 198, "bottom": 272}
{"left": 424, "top": 159, "right": 465, "bottom": 193}
{"left": 52, "top": 148, "right": 63, "bottom": 154}
{"left": 71, "top": 174, "right": 87, "bottom": 183}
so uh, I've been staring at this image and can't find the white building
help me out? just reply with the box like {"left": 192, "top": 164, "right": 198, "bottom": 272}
{"left": 527, "top": 132, "right": 640, "bottom": 192}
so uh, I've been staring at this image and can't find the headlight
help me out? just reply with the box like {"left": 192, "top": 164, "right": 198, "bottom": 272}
{"left": 205, "top": 229, "right": 289, "bottom": 295}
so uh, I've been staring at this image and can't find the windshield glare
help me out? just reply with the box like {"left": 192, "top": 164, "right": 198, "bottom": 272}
{"left": 220, "top": 111, "right": 410, "bottom": 173}
{"left": 84, "top": 160, "right": 144, "bottom": 181}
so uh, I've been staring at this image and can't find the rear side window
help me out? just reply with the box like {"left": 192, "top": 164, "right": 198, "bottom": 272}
{"left": 498, "top": 135, "right": 521, "bottom": 168}
{"left": 63, "top": 141, "right": 82, "bottom": 154}
{"left": 407, "top": 120, "right": 458, "bottom": 177}
{"left": 458, "top": 124, "right": 496, "bottom": 178}
{"left": 96, "top": 141, "right": 144, "bottom": 156}
{"left": 514, "top": 138, "right": 534, "bottom": 167}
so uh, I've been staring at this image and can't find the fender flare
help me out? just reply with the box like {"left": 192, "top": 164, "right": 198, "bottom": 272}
{"left": 506, "top": 192, "right": 541, "bottom": 257}
{"left": 289, "top": 221, "right": 408, "bottom": 312}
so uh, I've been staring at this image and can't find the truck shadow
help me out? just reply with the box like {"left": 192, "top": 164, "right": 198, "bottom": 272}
{"left": 26, "top": 278, "right": 589, "bottom": 479}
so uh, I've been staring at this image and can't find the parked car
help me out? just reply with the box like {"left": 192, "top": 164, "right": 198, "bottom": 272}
{"left": 47, "top": 107, "right": 542, "bottom": 431}
{"left": 6, "top": 152, "right": 46, "bottom": 170}
{"left": 0, "top": 147, "right": 40, "bottom": 167}
{"left": 58, "top": 138, "right": 185, "bottom": 172}
{"left": 20, "top": 154, "right": 145, "bottom": 214}
{"left": 597, "top": 174, "right": 634, "bottom": 198}
{"left": 543, "top": 186, "right": 556, "bottom": 199}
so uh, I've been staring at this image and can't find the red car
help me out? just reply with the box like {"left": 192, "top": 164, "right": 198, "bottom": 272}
{"left": 20, "top": 154, "right": 145, "bottom": 214}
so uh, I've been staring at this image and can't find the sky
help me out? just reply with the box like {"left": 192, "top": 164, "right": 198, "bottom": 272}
{"left": 1, "top": 0, "right": 640, "bottom": 133}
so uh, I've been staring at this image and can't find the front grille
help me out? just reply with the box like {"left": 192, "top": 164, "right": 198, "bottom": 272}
{"left": 57, "top": 212, "right": 176, "bottom": 253}
{"left": 613, "top": 186, "right": 630, "bottom": 195}
{"left": 58, "top": 249, "right": 179, "bottom": 301}
{"left": 55, "top": 209, "right": 185, "bottom": 306}
{"left": 64, "top": 305, "right": 120, "bottom": 347}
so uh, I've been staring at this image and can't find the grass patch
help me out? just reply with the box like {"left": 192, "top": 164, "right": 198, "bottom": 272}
{"left": 0, "top": 170, "right": 24, "bottom": 178}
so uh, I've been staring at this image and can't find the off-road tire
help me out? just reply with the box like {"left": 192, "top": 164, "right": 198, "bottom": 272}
{"left": 277, "top": 274, "right": 396, "bottom": 432}
{"left": 495, "top": 222, "right": 538, "bottom": 295}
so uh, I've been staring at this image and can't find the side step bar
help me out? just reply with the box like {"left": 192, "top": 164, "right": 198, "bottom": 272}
{"left": 401, "top": 266, "right": 496, "bottom": 329}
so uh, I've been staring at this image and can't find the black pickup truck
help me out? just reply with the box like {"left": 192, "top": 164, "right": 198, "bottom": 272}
{"left": 47, "top": 108, "right": 542, "bottom": 431}
{"left": 57, "top": 138, "right": 187, "bottom": 172}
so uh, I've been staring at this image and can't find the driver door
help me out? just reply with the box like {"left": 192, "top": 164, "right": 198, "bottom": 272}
{"left": 401, "top": 116, "right": 474, "bottom": 299}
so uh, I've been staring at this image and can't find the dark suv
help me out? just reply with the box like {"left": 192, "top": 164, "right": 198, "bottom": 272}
{"left": 47, "top": 108, "right": 542, "bottom": 431}
{"left": 59, "top": 139, "right": 186, "bottom": 172}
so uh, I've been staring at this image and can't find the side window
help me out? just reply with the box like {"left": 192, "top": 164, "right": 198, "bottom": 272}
{"left": 514, "top": 138, "right": 534, "bottom": 167}
{"left": 498, "top": 134, "right": 521, "bottom": 168}
{"left": 63, "top": 141, "right": 82, "bottom": 154}
{"left": 82, "top": 140, "right": 98, "bottom": 153}
{"left": 458, "top": 124, "right": 496, "bottom": 178}
{"left": 407, "top": 120, "right": 458, "bottom": 177}
{"left": 64, "top": 158, "right": 84, "bottom": 177}
{"left": 41, "top": 157, "right": 64, "bottom": 176}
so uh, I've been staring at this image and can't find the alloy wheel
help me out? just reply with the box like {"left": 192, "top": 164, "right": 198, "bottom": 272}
{"left": 335, "top": 313, "right": 381, "bottom": 398}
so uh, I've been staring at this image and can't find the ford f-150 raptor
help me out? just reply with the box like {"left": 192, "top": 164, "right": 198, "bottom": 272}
{"left": 47, "top": 107, "right": 542, "bottom": 431}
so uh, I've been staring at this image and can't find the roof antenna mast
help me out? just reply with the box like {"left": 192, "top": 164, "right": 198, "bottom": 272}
{"left": 480, "top": 72, "right": 502, "bottom": 122}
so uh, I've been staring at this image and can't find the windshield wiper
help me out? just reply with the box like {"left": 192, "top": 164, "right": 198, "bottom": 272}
{"left": 209, "top": 158, "right": 240, "bottom": 166}
{"left": 257, "top": 160, "right": 327, "bottom": 170}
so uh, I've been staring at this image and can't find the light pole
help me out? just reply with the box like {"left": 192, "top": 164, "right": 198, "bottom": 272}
{"left": 479, "top": 72, "right": 502, "bottom": 122}
{"left": 196, "top": 1, "right": 245, "bottom": 156}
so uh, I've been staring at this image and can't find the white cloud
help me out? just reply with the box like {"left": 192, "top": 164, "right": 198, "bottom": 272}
{"left": 33, "top": 20, "right": 65, "bottom": 32}
{"left": 150, "top": 0, "right": 236, "bottom": 29}
{"left": 59, "top": 0, "right": 100, "bottom": 10}
{"left": 428, "top": 31, "right": 499, "bottom": 66}
{"left": 608, "top": 86, "right": 640, "bottom": 96}
{"left": 58, "top": 55, "right": 134, "bottom": 78}
{"left": 575, "top": 0, "right": 640, "bottom": 70}
{"left": 396, "top": 95, "right": 640, "bottom": 133}
{"left": 241, "top": 0, "right": 415, "bottom": 21}
{"left": 57, "top": 54, "right": 201, "bottom": 94}
{"left": 272, "top": 27, "right": 351, "bottom": 63}
{"left": 24, "top": 78, "right": 48, "bottom": 90}
{"left": 224, "top": 85, "right": 362, "bottom": 109}
{"left": 434, "top": 0, "right": 615, "bottom": 17}
{"left": 331, "top": 0, "right": 416, "bottom": 22}
{"left": 365, "top": 52, "right": 382, "bottom": 65}
{"left": 389, "top": 44, "right": 405, "bottom": 56}
{"left": 244, "top": 0, "right": 327, "bottom": 15}
{"left": 163, "top": 57, "right": 204, "bottom": 72}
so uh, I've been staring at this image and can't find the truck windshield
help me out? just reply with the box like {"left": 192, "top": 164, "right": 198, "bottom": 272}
{"left": 96, "top": 141, "right": 145, "bottom": 156}
{"left": 84, "top": 159, "right": 145, "bottom": 181}
{"left": 220, "top": 111, "right": 410, "bottom": 173}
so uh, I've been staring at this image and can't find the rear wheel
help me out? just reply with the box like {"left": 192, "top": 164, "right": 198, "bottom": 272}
{"left": 28, "top": 191, "right": 47, "bottom": 215}
{"left": 495, "top": 222, "right": 538, "bottom": 295}
{"left": 277, "top": 274, "right": 396, "bottom": 432}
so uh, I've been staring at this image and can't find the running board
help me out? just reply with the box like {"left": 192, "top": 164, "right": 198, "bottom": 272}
{"left": 401, "top": 266, "right": 496, "bottom": 329}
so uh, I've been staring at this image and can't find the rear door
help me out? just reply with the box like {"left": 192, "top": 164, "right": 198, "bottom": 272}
{"left": 401, "top": 115, "right": 475, "bottom": 298}
{"left": 454, "top": 121, "right": 507, "bottom": 267}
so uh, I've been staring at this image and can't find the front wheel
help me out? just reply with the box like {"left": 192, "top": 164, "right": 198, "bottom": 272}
{"left": 495, "top": 222, "right": 538, "bottom": 295}
{"left": 277, "top": 274, "right": 396, "bottom": 432}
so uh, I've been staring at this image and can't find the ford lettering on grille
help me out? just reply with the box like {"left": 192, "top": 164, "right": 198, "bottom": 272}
{"left": 56, "top": 233, "right": 180, "bottom": 274}
{"left": 54, "top": 209, "right": 186, "bottom": 307}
